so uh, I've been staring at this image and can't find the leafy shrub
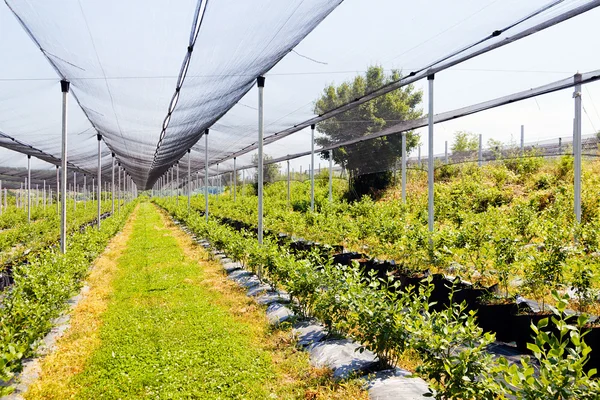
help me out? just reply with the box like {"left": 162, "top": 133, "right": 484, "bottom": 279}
{"left": 407, "top": 281, "right": 501, "bottom": 399}
{"left": 498, "top": 291, "right": 599, "bottom": 399}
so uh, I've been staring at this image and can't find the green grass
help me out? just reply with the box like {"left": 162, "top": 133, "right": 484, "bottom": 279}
{"left": 72, "top": 202, "right": 280, "bottom": 399}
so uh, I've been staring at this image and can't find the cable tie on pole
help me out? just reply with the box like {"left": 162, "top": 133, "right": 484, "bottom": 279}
{"left": 492, "top": 30, "right": 502, "bottom": 37}
{"left": 97, "top": 134, "right": 102, "bottom": 140}
{"left": 257, "top": 76, "right": 265, "bottom": 87}
{"left": 187, "top": 45, "right": 193, "bottom": 52}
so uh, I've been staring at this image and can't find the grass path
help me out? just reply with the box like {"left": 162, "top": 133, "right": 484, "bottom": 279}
{"left": 26, "top": 202, "right": 366, "bottom": 399}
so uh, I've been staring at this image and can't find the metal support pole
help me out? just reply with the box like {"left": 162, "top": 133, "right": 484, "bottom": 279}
{"left": 0, "top": 180, "right": 2, "bottom": 216}
{"left": 73, "top": 172, "right": 77, "bottom": 212}
{"left": 118, "top": 164, "right": 121, "bottom": 213}
{"left": 187, "top": 149, "right": 191, "bottom": 213}
{"left": 43, "top": 180, "right": 46, "bottom": 210}
{"left": 257, "top": 76, "right": 265, "bottom": 246}
{"left": 444, "top": 140, "right": 448, "bottom": 164}
{"left": 427, "top": 75, "right": 434, "bottom": 234}
{"left": 574, "top": 73, "right": 582, "bottom": 226}
{"left": 310, "top": 123, "right": 315, "bottom": 212}
{"left": 402, "top": 132, "right": 407, "bottom": 204}
{"left": 111, "top": 153, "right": 115, "bottom": 214}
{"left": 56, "top": 166, "right": 60, "bottom": 214}
{"left": 216, "top": 163, "right": 219, "bottom": 197}
{"left": 176, "top": 162, "right": 179, "bottom": 207}
{"left": 204, "top": 129, "right": 209, "bottom": 221}
{"left": 233, "top": 157, "right": 237, "bottom": 202}
{"left": 418, "top": 145, "right": 422, "bottom": 168}
{"left": 97, "top": 134, "right": 102, "bottom": 229}
{"left": 328, "top": 150, "right": 333, "bottom": 203}
{"left": 83, "top": 174, "right": 87, "bottom": 209}
{"left": 60, "top": 80, "right": 69, "bottom": 253}
{"left": 478, "top": 134, "right": 483, "bottom": 167}
{"left": 27, "top": 155, "right": 31, "bottom": 223}
{"left": 520, "top": 125, "right": 525, "bottom": 155}
{"left": 287, "top": 160, "right": 290, "bottom": 207}
{"left": 559, "top": 137, "right": 563, "bottom": 154}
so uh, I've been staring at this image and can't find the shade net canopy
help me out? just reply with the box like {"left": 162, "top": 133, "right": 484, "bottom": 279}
{"left": 1, "top": 0, "right": 599, "bottom": 190}
{"left": 2, "top": 0, "right": 343, "bottom": 189}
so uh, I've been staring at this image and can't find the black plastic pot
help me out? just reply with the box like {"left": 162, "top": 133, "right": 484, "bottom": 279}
{"left": 511, "top": 312, "right": 553, "bottom": 351}
{"left": 331, "top": 252, "right": 367, "bottom": 266}
{"left": 583, "top": 325, "right": 600, "bottom": 372}
{"left": 476, "top": 301, "right": 519, "bottom": 342}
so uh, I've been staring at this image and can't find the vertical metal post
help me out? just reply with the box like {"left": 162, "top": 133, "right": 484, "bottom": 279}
{"left": 559, "top": 137, "right": 562, "bottom": 154}
{"left": 574, "top": 73, "right": 582, "bottom": 226}
{"left": 56, "top": 166, "right": 60, "bottom": 215}
{"left": 204, "top": 129, "right": 209, "bottom": 221}
{"left": 287, "top": 160, "right": 290, "bottom": 207}
{"left": 328, "top": 150, "right": 333, "bottom": 203}
{"left": 402, "top": 132, "right": 407, "bottom": 204}
{"left": 187, "top": 149, "right": 191, "bottom": 213}
{"left": 444, "top": 140, "right": 448, "bottom": 164}
{"left": 242, "top": 169, "right": 245, "bottom": 197}
{"left": 310, "top": 124, "right": 315, "bottom": 212}
{"left": 118, "top": 164, "right": 121, "bottom": 213}
{"left": 176, "top": 162, "right": 179, "bottom": 207}
{"left": 427, "top": 75, "right": 434, "bottom": 234}
{"left": 111, "top": 153, "right": 115, "bottom": 214}
{"left": 478, "top": 134, "right": 483, "bottom": 167}
{"left": 60, "top": 80, "right": 69, "bottom": 253}
{"left": 257, "top": 76, "right": 265, "bottom": 246}
{"left": 170, "top": 167, "right": 173, "bottom": 200}
{"left": 0, "top": 180, "right": 2, "bottom": 216}
{"left": 43, "top": 180, "right": 46, "bottom": 210}
{"left": 84, "top": 174, "right": 87, "bottom": 208}
{"left": 73, "top": 172, "right": 77, "bottom": 212}
{"left": 27, "top": 155, "right": 31, "bottom": 223}
{"left": 520, "top": 125, "right": 525, "bottom": 155}
{"left": 216, "top": 163, "right": 219, "bottom": 197}
{"left": 97, "top": 134, "right": 102, "bottom": 229}
{"left": 233, "top": 157, "right": 237, "bottom": 202}
{"left": 418, "top": 145, "right": 422, "bottom": 168}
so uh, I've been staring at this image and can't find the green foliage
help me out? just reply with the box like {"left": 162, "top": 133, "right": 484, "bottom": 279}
{"left": 251, "top": 153, "right": 280, "bottom": 187}
{"left": 451, "top": 131, "right": 479, "bottom": 153}
{"left": 314, "top": 65, "right": 422, "bottom": 199}
{"left": 0, "top": 201, "right": 136, "bottom": 392}
{"left": 502, "top": 149, "right": 543, "bottom": 176}
{"left": 409, "top": 283, "right": 501, "bottom": 400}
{"left": 498, "top": 291, "right": 599, "bottom": 399}
{"left": 157, "top": 195, "right": 600, "bottom": 400}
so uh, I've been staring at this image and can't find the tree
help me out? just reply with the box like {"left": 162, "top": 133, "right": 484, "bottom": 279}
{"left": 451, "top": 131, "right": 479, "bottom": 152}
{"left": 252, "top": 153, "right": 280, "bottom": 190}
{"left": 314, "top": 66, "right": 422, "bottom": 199}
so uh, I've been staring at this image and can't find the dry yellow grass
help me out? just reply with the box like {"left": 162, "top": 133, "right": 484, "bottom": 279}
{"left": 25, "top": 206, "right": 139, "bottom": 400}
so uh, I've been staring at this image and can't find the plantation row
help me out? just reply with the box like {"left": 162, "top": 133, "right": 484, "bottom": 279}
{"left": 190, "top": 156, "right": 600, "bottom": 316}
{"left": 0, "top": 201, "right": 136, "bottom": 394}
{"left": 0, "top": 201, "right": 114, "bottom": 268}
{"left": 156, "top": 198, "right": 599, "bottom": 399}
